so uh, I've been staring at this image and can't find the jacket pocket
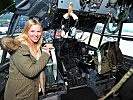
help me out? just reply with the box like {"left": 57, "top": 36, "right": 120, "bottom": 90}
{"left": 15, "top": 79, "right": 34, "bottom": 99}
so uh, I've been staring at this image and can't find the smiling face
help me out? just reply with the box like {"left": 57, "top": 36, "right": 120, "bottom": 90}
{"left": 20, "top": 19, "right": 43, "bottom": 52}
{"left": 28, "top": 24, "right": 42, "bottom": 43}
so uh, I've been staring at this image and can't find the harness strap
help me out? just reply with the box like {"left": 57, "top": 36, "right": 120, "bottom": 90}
{"left": 100, "top": 67, "right": 133, "bottom": 100}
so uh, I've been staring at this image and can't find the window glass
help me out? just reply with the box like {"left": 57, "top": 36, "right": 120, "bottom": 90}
{"left": 92, "top": 23, "right": 133, "bottom": 57}
{"left": 120, "top": 23, "right": 133, "bottom": 56}
{"left": 14, "top": 16, "right": 29, "bottom": 34}
{"left": 0, "top": 13, "right": 29, "bottom": 63}
{"left": 0, "top": 12, "right": 13, "bottom": 34}
{"left": 0, "top": 12, "right": 13, "bottom": 63}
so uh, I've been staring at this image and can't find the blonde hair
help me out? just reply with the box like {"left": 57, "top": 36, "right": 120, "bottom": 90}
{"left": 16, "top": 19, "right": 43, "bottom": 53}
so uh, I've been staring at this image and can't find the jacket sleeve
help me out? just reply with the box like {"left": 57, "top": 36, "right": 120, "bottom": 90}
{"left": 11, "top": 51, "right": 50, "bottom": 78}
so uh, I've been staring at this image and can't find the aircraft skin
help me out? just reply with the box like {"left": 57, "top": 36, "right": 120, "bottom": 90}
{"left": 0, "top": 0, "right": 133, "bottom": 100}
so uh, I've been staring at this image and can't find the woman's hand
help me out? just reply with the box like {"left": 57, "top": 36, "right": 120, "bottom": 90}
{"left": 44, "top": 43, "right": 53, "bottom": 49}
{"left": 43, "top": 43, "right": 53, "bottom": 56}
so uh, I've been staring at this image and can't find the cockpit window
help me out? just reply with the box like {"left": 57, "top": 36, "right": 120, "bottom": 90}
{"left": 0, "top": 12, "right": 13, "bottom": 34}
{"left": 14, "top": 16, "right": 29, "bottom": 33}
{"left": 91, "top": 23, "right": 133, "bottom": 57}
{"left": 0, "top": 12, "right": 13, "bottom": 63}
{"left": 0, "top": 13, "right": 29, "bottom": 63}
{"left": 120, "top": 23, "right": 133, "bottom": 56}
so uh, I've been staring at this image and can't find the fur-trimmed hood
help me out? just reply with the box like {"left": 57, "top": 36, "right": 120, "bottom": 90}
{"left": 0, "top": 36, "right": 21, "bottom": 53}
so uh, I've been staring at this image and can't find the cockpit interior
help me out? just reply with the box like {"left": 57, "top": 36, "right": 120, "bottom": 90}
{"left": 0, "top": 0, "right": 133, "bottom": 100}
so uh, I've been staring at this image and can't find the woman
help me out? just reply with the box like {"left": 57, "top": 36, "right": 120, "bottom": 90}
{"left": 1, "top": 19, "right": 52, "bottom": 100}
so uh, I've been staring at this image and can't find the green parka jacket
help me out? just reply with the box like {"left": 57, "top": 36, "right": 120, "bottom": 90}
{"left": 0, "top": 37, "right": 50, "bottom": 100}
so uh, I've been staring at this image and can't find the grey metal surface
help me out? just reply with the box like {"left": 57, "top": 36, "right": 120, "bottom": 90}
{"left": 57, "top": 0, "right": 81, "bottom": 10}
